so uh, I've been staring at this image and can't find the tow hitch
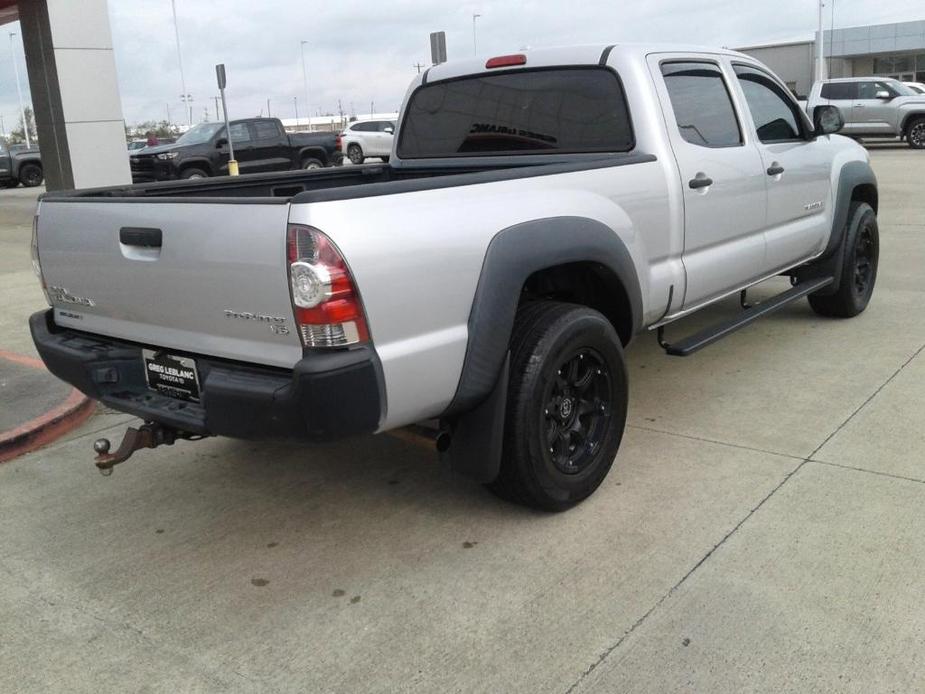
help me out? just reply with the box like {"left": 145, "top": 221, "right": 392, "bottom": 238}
{"left": 92, "top": 422, "right": 207, "bottom": 475}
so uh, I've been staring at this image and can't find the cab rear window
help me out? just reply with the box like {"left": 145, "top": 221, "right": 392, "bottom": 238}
{"left": 397, "top": 67, "right": 634, "bottom": 159}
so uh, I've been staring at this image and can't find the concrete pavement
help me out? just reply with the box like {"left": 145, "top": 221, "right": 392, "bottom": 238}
{"left": 0, "top": 147, "right": 923, "bottom": 693}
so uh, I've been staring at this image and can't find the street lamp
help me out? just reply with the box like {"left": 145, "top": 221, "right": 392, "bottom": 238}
{"left": 8, "top": 32, "right": 29, "bottom": 148}
{"left": 170, "top": 0, "right": 192, "bottom": 126}
{"left": 300, "top": 40, "right": 312, "bottom": 132}
{"left": 472, "top": 14, "right": 481, "bottom": 56}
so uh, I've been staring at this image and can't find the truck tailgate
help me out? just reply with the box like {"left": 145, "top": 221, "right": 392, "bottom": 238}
{"left": 36, "top": 200, "right": 303, "bottom": 368}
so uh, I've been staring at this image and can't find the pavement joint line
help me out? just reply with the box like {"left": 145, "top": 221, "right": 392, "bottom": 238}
{"left": 626, "top": 423, "right": 805, "bottom": 462}
{"left": 564, "top": 341, "right": 925, "bottom": 694}
{"left": 563, "top": 456, "right": 809, "bottom": 694}
{"left": 807, "top": 459, "right": 925, "bottom": 487}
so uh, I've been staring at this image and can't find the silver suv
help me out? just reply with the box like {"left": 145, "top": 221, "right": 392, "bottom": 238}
{"left": 807, "top": 77, "right": 925, "bottom": 148}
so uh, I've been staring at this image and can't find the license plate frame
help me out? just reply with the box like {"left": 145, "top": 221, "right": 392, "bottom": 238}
{"left": 142, "top": 349, "right": 201, "bottom": 402}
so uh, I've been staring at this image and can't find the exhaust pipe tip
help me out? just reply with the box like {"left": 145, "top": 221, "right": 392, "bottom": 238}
{"left": 435, "top": 429, "right": 452, "bottom": 453}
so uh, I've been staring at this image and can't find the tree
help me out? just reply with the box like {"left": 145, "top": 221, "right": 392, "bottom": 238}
{"left": 9, "top": 107, "right": 36, "bottom": 145}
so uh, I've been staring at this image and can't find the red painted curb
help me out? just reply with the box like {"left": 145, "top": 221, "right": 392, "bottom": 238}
{"left": 0, "top": 350, "right": 96, "bottom": 463}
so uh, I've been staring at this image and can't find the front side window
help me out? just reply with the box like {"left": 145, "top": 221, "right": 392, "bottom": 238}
{"left": 398, "top": 67, "right": 634, "bottom": 158}
{"left": 734, "top": 65, "right": 804, "bottom": 143}
{"left": 661, "top": 62, "right": 742, "bottom": 147}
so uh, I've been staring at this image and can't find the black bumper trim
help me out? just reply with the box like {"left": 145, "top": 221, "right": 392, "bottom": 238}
{"left": 29, "top": 310, "right": 383, "bottom": 441}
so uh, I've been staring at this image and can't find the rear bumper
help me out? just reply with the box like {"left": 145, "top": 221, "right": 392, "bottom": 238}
{"left": 29, "top": 310, "right": 383, "bottom": 441}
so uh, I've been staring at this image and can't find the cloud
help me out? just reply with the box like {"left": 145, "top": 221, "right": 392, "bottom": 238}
{"left": 0, "top": 0, "right": 923, "bottom": 128}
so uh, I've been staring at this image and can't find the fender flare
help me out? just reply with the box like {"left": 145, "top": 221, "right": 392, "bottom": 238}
{"left": 900, "top": 111, "right": 925, "bottom": 136}
{"left": 797, "top": 159, "right": 877, "bottom": 294}
{"left": 443, "top": 216, "right": 642, "bottom": 419}
{"left": 11, "top": 154, "right": 41, "bottom": 178}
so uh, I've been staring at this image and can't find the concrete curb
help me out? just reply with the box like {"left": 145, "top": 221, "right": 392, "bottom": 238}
{"left": 0, "top": 349, "right": 95, "bottom": 463}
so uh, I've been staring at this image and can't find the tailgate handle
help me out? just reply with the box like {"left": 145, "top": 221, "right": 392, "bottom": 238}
{"left": 120, "top": 227, "right": 162, "bottom": 248}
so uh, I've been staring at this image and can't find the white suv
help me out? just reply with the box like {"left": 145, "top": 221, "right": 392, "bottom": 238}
{"left": 340, "top": 120, "right": 395, "bottom": 164}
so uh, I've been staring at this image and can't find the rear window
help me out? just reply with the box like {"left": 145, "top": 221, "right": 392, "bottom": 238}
{"left": 397, "top": 67, "right": 634, "bottom": 159}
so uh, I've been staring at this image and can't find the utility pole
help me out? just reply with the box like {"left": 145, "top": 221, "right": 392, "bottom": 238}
{"left": 293, "top": 96, "right": 299, "bottom": 126}
{"left": 170, "top": 0, "right": 192, "bottom": 126}
{"left": 166, "top": 103, "right": 171, "bottom": 126}
{"left": 370, "top": 101, "right": 374, "bottom": 118}
{"left": 213, "top": 96, "right": 221, "bottom": 122}
{"left": 816, "top": 0, "right": 826, "bottom": 83}
{"left": 300, "top": 40, "right": 312, "bottom": 132}
{"left": 266, "top": 98, "right": 271, "bottom": 118}
{"left": 0, "top": 114, "right": 5, "bottom": 137}
{"left": 472, "top": 14, "right": 481, "bottom": 56}
{"left": 8, "top": 32, "right": 29, "bottom": 147}
{"left": 413, "top": 62, "right": 424, "bottom": 73}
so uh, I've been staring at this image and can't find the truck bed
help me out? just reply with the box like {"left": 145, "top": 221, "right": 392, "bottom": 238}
{"left": 41, "top": 154, "right": 654, "bottom": 204}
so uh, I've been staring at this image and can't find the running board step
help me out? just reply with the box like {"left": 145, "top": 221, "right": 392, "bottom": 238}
{"left": 658, "top": 277, "right": 834, "bottom": 357}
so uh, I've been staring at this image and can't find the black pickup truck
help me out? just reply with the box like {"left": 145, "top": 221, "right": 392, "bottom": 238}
{"left": 0, "top": 142, "right": 43, "bottom": 188}
{"left": 129, "top": 117, "right": 342, "bottom": 182}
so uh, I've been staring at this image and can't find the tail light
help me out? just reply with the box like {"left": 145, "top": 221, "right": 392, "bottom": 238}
{"left": 286, "top": 224, "right": 369, "bottom": 348}
{"left": 335, "top": 134, "right": 342, "bottom": 151}
{"left": 30, "top": 213, "right": 50, "bottom": 306}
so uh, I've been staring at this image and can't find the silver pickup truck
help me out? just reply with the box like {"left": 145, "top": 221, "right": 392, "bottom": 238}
{"left": 30, "top": 44, "right": 879, "bottom": 510}
{"left": 806, "top": 77, "right": 925, "bottom": 148}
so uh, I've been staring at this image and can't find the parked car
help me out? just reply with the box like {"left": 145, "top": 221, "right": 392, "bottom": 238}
{"left": 30, "top": 44, "right": 877, "bottom": 510}
{"left": 127, "top": 140, "right": 148, "bottom": 153}
{"left": 904, "top": 81, "right": 925, "bottom": 95}
{"left": 129, "top": 117, "right": 342, "bottom": 182}
{"left": 0, "top": 141, "right": 43, "bottom": 188}
{"left": 806, "top": 77, "right": 925, "bottom": 148}
{"left": 339, "top": 119, "right": 395, "bottom": 164}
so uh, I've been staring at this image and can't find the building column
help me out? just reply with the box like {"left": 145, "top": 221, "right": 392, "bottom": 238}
{"left": 18, "top": 0, "right": 130, "bottom": 190}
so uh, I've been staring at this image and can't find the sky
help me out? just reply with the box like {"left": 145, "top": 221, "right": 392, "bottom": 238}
{"left": 0, "top": 0, "right": 923, "bottom": 131}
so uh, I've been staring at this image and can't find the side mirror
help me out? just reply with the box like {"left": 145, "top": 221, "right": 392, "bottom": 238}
{"left": 813, "top": 105, "right": 844, "bottom": 136}
{"left": 215, "top": 137, "right": 228, "bottom": 149}
{"left": 875, "top": 90, "right": 893, "bottom": 100}
{"left": 384, "top": 127, "right": 394, "bottom": 134}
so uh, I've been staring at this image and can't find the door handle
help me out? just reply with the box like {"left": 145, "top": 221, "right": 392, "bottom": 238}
{"left": 766, "top": 165, "right": 785, "bottom": 176}
{"left": 119, "top": 227, "right": 162, "bottom": 248}
{"left": 688, "top": 175, "right": 713, "bottom": 189}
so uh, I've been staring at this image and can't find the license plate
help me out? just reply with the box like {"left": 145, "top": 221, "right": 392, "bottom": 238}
{"left": 142, "top": 350, "right": 201, "bottom": 402}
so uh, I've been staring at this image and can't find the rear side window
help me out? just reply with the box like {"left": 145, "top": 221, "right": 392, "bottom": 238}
{"left": 660, "top": 62, "right": 742, "bottom": 147}
{"left": 253, "top": 121, "right": 282, "bottom": 139}
{"left": 397, "top": 67, "right": 634, "bottom": 158}
{"left": 352, "top": 122, "right": 377, "bottom": 132}
{"left": 820, "top": 82, "right": 856, "bottom": 100}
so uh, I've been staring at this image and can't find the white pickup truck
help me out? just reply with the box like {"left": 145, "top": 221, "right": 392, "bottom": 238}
{"left": 30, "top": 44, "right": 879, "bottom": 510}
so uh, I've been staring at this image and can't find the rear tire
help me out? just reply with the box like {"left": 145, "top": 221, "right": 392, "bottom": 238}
{"left": 488, "top": 301, "right": 628, "bottom": 511}
{"left": 347, "top": 144, "right": 364, "bottom": 165}
{"left": 907, "top": 117, "right": 925, "bottom": 149}
{"left": 302, "top": 157, "right": 323, "bottom": 170}
{"left": 180, "top": 167, "right": 208, "bottom": 180}
{"left": 18, "top": 163, "right": 43, "bottom": 187}
{"left": 808, "top": 202, "right": 879, "bottom": 318}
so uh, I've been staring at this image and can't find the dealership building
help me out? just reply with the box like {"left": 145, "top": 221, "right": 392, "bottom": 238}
{"left": 739, "top": 19, "right": 925, "bottom": 97}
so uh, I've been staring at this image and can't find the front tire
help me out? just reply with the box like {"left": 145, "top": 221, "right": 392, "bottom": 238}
{"left": 907, "top": 117, "right": 925, "bottom": 149}
{"left": 808, "top": 202, "right": 879, "bottom": 318}
{"left": 489, "top": 301, "right": 628, "bottom": 511}
{"left": 347, "top": 144, "right": 364, "bottom": 165}
{"left": 18, "top": 163, "right": 43, "bottom": 187}
{"left": 180, "top": 167, "right": 208, "bottom": 180}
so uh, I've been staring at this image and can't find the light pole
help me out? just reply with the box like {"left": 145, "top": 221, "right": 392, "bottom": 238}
{"left": 300, "top": 40, "right": 312, "bottom": 132}
{"left": 293, "top": 96, "right": 299, "bottom": 126}
{"left": 8, "top": 32, "right": 29, "bottom": 147}
{"left": 816, "top": 0, "right": 826, "bottom": 82}
{"left": 472, "top": 14, "right": 481, "bottom": 56}
{"left": 170, "top": 0, "right": 192, "bottom": 126}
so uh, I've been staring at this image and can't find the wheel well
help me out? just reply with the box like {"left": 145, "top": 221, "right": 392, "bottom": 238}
{"left": 901, "top": 112, "right": 925, "bottom": 135}
{"left": 851, "top": 183, "right": 878, "bottom": 213}
{"left": 20, "top": 161, "right": 41, "bottom": 171}
{"left": 521, "top": 262, "right": 633, "bottom": 346}
{"left": 300, "top": 149, "right": 326, "bottom": 164}
{"left": 180, "top": 161, "right": 211, "bottom": 175}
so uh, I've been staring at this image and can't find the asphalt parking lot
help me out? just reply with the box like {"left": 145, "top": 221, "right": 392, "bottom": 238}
{"left": 1, "top": 146, "right": 923, "bottom": 692}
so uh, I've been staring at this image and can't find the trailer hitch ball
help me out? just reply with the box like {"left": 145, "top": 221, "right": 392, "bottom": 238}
{"left": 93, "top": 438, "right": 111, "bottom": 455}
